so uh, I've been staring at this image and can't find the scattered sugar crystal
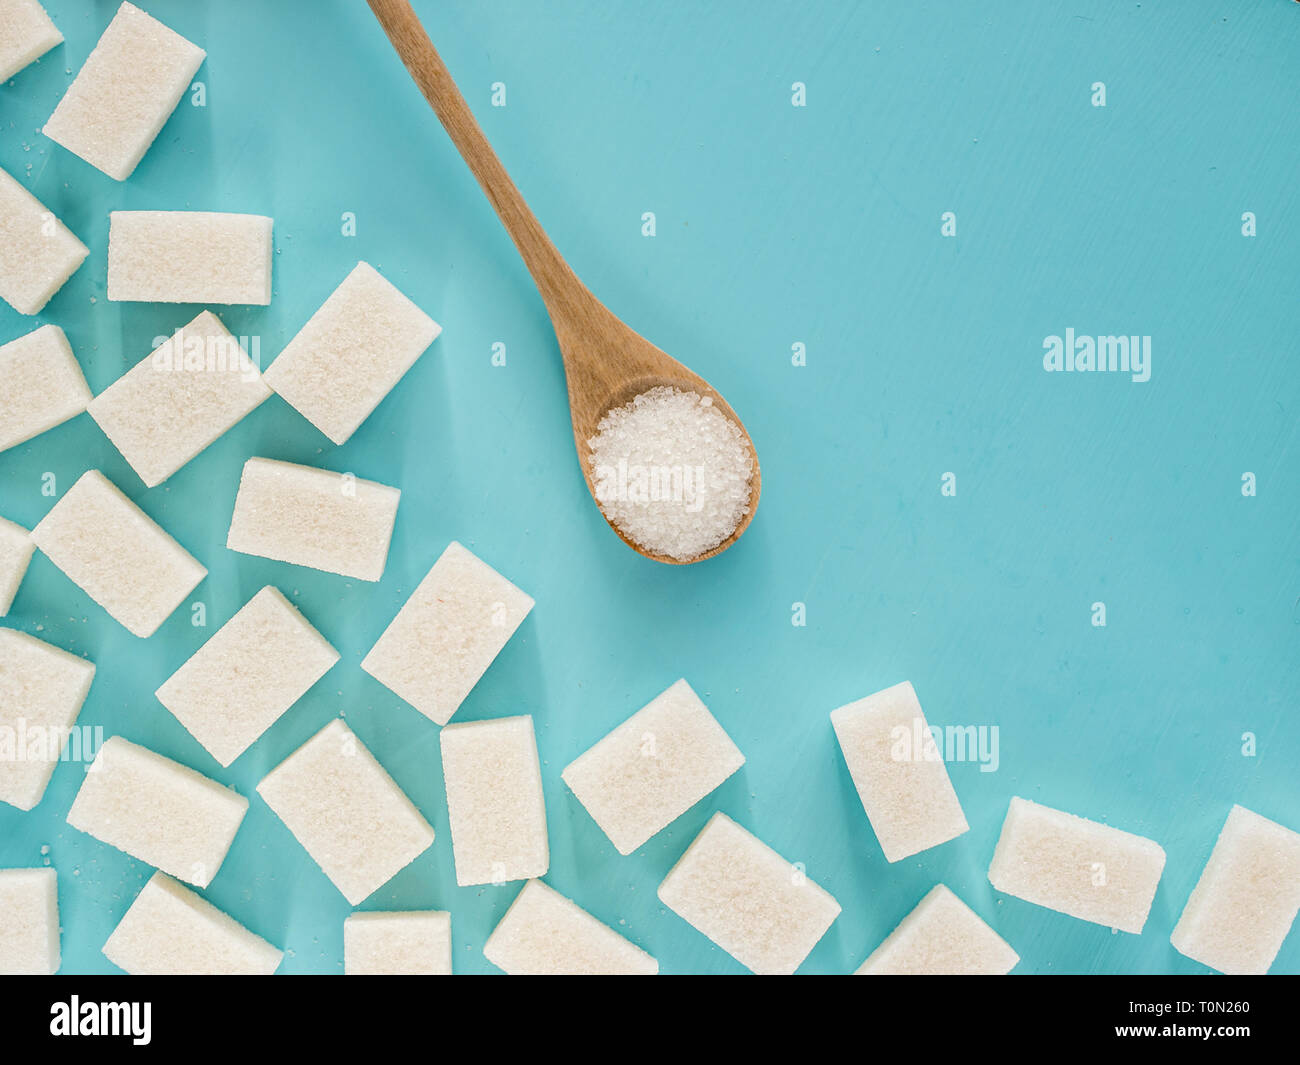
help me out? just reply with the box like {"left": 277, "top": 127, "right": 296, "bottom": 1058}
{"left": 587, "top": 387, "right": 752, "bottom": 561}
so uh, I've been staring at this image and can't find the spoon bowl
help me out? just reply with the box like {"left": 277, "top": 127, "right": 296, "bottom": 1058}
{"left": 369, "top": 0, "right": 760, "bottom": 563}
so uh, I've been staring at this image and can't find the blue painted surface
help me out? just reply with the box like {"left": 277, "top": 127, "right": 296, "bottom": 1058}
{"left": 1, "top": 0, "right": 1297, "bottom": 975}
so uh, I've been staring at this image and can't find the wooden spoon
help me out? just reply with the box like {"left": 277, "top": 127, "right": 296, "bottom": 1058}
{"left": 367, "top": 0, "right": 760, "bottom": 564}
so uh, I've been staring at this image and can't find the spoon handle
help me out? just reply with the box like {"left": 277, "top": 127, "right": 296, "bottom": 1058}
{"left": 367, "top": 0, "right": 586, "bottom": 316}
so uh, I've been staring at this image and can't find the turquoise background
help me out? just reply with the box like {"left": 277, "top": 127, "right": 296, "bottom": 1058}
{"left": 2, "top": 0, "right": 1298, "bottom": 975}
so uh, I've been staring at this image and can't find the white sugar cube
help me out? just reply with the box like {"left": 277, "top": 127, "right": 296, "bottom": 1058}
{"left": 104, "top": 872, "right": 282, "bottom": 975}
{"left": 830, "top": 681, "right": 969, "bottom": 862}
{"left": 264, "top": 262, "right": 441, "bottom": 445}
{"left": 88, "top": 311, "right": 272, "bottom": 487}
{"left": 1170, "top": 805, "right": 1300, "bottom": 974}
{"left": 362, "top": 541, "right": 533, "bottom": 724}
{"left": 657, "top": 812, "right": 841, "bottom": 975}
{"left": 0, "top": 0, "right": 62, "bottom": 82}
{"left": 67, "top": 736, "right": 248, "bottom": 887}
{"left": 561, "top": 679, "right": 745, "bottom": 855}
{"left": 31, "top": 470, "right": 207, "bottom": 637}
{"left": 0, "top": 629, "right": 95, "bottom": 811}
{"left": 484, "top": 879, "right": 658, "bottom": 975}
{"left": 156, "top": 587, "right": 339, "bottom": 767}
{"left": 107, "top": 211, "right": 272, "bottom": 304}
{"left": 43, "top": 2, "right": 204, "bottom": 181}
{"left": 257, "top": 719, "right": 435, "bottom": 905}
{"left": 855, "top": 884, "right": 1019, "bottom": 975}
{"left": 440, "top": 716, "right": 548, "bottom": 887}
{"left": 0, "top": 325, "right": 91, "bottom": 452}
{"left": 0, "top": 516, "right": 35, "bottom": 615}
{"left": 227, "top": 457, "right": 400, "bottom": 582}
{"left": 344, "top": 911, "right": 452, "bottom": 975}
{"left": 0, "top": 165, "right": 88, "bottom": 315}
{"left": 988, "top": 796, "right": 1166, "bottom": 933}
{"left": 0, "top": 868, "right": 59, "bottom": 974}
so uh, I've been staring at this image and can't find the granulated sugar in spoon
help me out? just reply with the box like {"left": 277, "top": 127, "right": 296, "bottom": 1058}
{"left": 368, "top": 0, "right": 760, "bottom": 564}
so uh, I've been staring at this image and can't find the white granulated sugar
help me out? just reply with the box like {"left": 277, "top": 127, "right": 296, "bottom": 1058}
{"left": 107, "top": 211, "right": 272, "bottom": 304}
{"left": 104, "top": 873, "right": 282, "bottom": 975}
{"left": 0, "top": 0, "right": 63, "bottom": 83}
{"left": 0, "top": 166, "right": 88, "bottom": 315}
{"left": 67, "top": 736, "right": 248, "bottom": 888}
{"left": 0, "top": 516, "right": 35, "bottom": 615}
{"left": 155, "top": 586, "right": 339, "bottom": 767}
{"left": 987, "top": 796, "right": 1166, "bottom": 934}
{"left": 0, "top": 629, "right": 95, "bottom": 812}
{"left": 1170, "top": 805, "right": 1300, "bottom": 975}
{"left": 855, "top": 884, "right": 1019, "bottom": 975}
{"left": 561, "top": 678, "right": 745, "bottom": 855}
{"left": 483, "top": 879, "right": 659, "bottom": 975}
{"left": 587, "top": 386, "right": 752, "bottom": 561}
{"left": 264, "top": 261, "right": 442, "bottom": 445}
{"left": 31, "top": 470, "right": 207, "bottom": 637}
{"left": 344, "top": 911, "right": 452, "bottom": 976}
{"left": 0, "top": 325, "right": 91, "bottom": 453}
{"left": 42, "top": 2, "right": 204, "bottom": 181}
{"left": 0, "top": 868, "right": 59, "bottom": 974}
{"left": 256, "top": 719, "right": 436, "bottom": 905}
{"left": 87, "top": 311, "right": 272, "bottom": 487}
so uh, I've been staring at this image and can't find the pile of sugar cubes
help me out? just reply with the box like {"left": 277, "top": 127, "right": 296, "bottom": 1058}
{"left": 1, "top": 0, "right": 1298, "bottom": 977}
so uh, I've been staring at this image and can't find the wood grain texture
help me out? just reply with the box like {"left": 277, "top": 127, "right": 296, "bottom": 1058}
{"left": 367, "top": 0, "right": 760, "bottom": 563}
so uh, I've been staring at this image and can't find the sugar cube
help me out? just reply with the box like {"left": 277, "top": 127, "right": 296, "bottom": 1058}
{"left": 855, "top": 884, "right": 1019, "bottom": 975}
{"left": 0, "top": 629, "right": 95, "bottom": 811}
{"left": 0, "top": 325, "right": 91, "bottom": 452}
{"left": 87, "top": 311, "right": 272, "bottom": 487}
{"left": 156, "top": 587, "right": 339, "bottom": 767}
{"left": 0, "top": 166, "right": 88, "bottom": 315}
{"left": 257, "top": 719, "right": 435, "bottom": 905}
{"left": 31, "top": 470, "right": 207, "bottom": 637}
{"left": 484, "top": 879, "right": 658, "bottom": 975}
{"left": 107, "top": 211, "right": 272, "bottom": 304}
{"left": 657, "top": 812, "right": 841, "bottom": 974}
{"left": 104, "top": 872, "right": 282, "bottom": 975}
{"left": 987, "top": 796, "right": 1166, "bottom": 933}
{"left": 344, "top": 911, "right": 452, "bottom": 975}
{"left": 830, "top": 681, "right": 969, "bottom": 862}
{"left": 264, "top": 262, "right": 442, "bottom": 445}
{"left": 0, "top": 516, "right": 35, "bottom": 615}
{"left": 1170, "top": 805, "right": 1300, "bottom": 974}
{"left": 0, "top": 0, "right": 62, "bottom": 82}
{"left": 440, "top": 715, "right": 549, "bottom": 887}
{"left": 67, "top": 736, "right": 248, "bottom": 888}
{"left": 42, "top": 2, "right": 204, "bottom": 181}
{"left": 561, "top": 679, "right": 745, "bottom": 855}
{"left": 227, "top": 457, "right": 400, "bottom": 582}
{"left": 0, "top": 868, "right": 59, "bottom": 974}
{"left": 361, "top": 541, "right": 533, "bottom": 724}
